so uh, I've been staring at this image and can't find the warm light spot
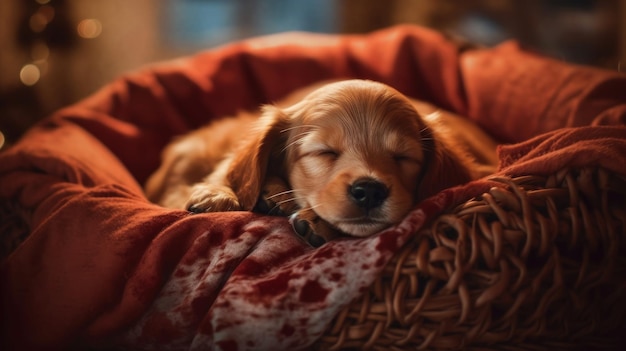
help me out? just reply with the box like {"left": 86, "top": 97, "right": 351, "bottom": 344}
{"left": 31, "top": 41, "right": 50, "bottom": 61}
{"left": 77, "top": 19, "right": 102, "bottom": 39}
{"left": 29, "top": 13, "right": 48, "bottom": 32}
{"left": 0, "top": 130, "right": 5, "bottom": 150}
{"left": 29, "top": 5, "right": 55, "bottom": 32}
{"left": 39, "top": 5, "right": 55, "bottom": 21}
{"left": 20, "top": 64, "right": 41, "bottom": 86}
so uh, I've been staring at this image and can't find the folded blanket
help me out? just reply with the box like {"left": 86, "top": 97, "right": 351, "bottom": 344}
{"left": 1, "top": 25, "right": 626, "bottom": 351}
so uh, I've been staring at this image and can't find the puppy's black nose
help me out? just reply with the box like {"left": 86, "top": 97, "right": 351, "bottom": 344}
{"left": 349, "top": 178, "right": 389, "bottom": 209}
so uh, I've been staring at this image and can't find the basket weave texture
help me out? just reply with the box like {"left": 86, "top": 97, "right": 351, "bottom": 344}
{"left": 319, "top": 167, "right": 626, "bottom": 350}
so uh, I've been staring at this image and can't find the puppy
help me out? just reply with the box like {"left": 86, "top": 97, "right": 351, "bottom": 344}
{"left": 145, "top": 80, "right": 495, "bottom": 244}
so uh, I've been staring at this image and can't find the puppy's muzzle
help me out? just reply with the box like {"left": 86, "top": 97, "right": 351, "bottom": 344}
{"left": 348, "top": 178, "right": 389, "bottom": 210}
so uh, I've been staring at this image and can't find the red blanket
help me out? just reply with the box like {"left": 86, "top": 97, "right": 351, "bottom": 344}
{"left": 1, "top": 25, "right": 626, "bottom": 351}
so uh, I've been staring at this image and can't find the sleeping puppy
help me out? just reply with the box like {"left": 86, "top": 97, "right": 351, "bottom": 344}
{"left": 145, "top": 80, "right": 495, "bottom": 245}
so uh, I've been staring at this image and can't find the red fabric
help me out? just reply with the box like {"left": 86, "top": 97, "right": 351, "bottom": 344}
{"left": 1, "top": 25, "right": 626, "bottom": 351}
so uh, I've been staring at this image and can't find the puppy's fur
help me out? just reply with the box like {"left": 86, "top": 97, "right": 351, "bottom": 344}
{"left": 145, "top": 80, "right": 496, "bottom": 238}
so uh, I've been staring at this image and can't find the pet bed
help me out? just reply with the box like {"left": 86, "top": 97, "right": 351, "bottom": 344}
{"left": 1, "top": 25, "right": 625, "bottom": 350}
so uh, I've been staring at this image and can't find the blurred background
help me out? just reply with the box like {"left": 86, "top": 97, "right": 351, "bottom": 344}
{"left": 1, "top": 0, "right": 624, "bottom": 149}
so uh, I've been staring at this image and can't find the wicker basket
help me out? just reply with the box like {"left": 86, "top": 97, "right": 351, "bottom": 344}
{"left": 319, "top": 167, "right": 626, "bottom": 350}
{"left": 2, "top": 168, "right": 625, "bottom": 349}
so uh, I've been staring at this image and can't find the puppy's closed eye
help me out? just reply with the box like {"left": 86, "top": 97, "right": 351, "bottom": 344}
{"left": 145, "top": 79, "right": 495, "bottom": 242}
{"left": 315, "top": 149, "right": 340, "bottom": 159}
{"left": 299, "top": 143, "right": 340, "bottom": 160}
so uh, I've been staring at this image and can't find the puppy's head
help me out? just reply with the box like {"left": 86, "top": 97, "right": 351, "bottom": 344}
{"left": 228, "top": 80, "right": 473, "bottom": 237}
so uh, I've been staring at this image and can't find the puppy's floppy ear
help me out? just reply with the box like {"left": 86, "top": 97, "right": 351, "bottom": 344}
{"left": 226, "top": 105, "right": 290, "bottom": 210}
{"left": 416, "top": 123, "right": 475, "bottom": 202}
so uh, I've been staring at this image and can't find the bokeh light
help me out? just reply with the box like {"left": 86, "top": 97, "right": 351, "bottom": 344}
{"left": 77, "top": 19, "right": 103, "bottom": 39}
{"left": 20, "top": 64, "right": 41, "bottom": 86}
{"left": 29, "top": 5, "right": 55, "bottom": 33}
{"left": 31, "top": 41, "right": 50, "bottom": 61}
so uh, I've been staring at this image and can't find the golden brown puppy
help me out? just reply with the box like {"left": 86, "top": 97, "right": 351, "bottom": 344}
{"left": 145, "top": 80, "right": 495, "bottom": 241}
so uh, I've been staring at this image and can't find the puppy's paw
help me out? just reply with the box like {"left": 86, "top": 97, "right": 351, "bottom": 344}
{"left": 254, "top": 176, "right": 298, "bottom": 216}
{"left": 186, "top": 183, "right": 241, "bottom": 213}
{"left": 290, "top": 209, "right": 342, "bottom": 248}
